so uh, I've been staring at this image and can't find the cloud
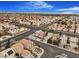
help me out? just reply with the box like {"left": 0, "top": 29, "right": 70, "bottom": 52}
{"left": 29, "top": 1, "right": 53, "bottom": 9}
{"left": 55, "top": 6, "right": 79, "bottom": 14}
{"left": 57, "top": 7, "right": 79, "bottom": 11}
{"left": 18, "top": 1, "right": 53, "bottom": 10}
{"left": 60, "top": 11, "right": 75, "bottom": 14}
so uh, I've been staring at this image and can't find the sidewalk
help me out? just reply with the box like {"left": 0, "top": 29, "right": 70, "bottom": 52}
{"left": 64, "top": 45, "right": 79, "bottom": 54}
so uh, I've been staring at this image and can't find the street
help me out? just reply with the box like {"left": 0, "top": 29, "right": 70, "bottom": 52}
{"left": 30, "top": 39, "right": 79, "bottom": 58}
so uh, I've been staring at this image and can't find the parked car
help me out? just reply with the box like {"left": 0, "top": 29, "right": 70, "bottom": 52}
{"left": 55, "top": 53, "right": 68, "bottom": 58}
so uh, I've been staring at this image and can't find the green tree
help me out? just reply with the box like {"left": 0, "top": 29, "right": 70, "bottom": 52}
{"left": 67, "top": 38, "right": 70, "bottom": 44}
{"left": 47, "top": 38, "right": 52, "bottom": 44}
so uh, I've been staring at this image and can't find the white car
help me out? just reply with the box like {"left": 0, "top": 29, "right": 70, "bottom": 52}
{"left": 55, "top": 53, "right": 68, "bottom": 58}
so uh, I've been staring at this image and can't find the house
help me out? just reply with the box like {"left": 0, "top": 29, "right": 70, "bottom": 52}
{"left": 35, "top": 30, "right": 46, "bottom": 40}
{"left": 69, "top": 36, "right": 78, "bottom": 48}
{"left": 19, "top": 38, "right": 36, "bottom": 51}
{"left": 59, "top": 35, "right": 68, "bottom": 48}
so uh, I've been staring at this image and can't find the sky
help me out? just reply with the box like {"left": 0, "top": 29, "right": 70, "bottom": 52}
{"left": 0, "top": 1, "right": 79, "bottom": 14}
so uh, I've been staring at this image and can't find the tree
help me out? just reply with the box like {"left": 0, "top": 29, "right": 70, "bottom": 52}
{"left": 77, "top": 39, "right": 79, "bottom": 49}
{"left": 45, "top": 32, "right": 48, "bottom": 36}
{"left": 52, "top": 39, "right": 61, "bottom": 46}
{"left": 67, "top": 38, "right": 70, "bottom": 44}
{"left": 74, "top": 47, "right": 77, "bottom": 51}
{"left": 47, "top": 38, "right": 52, "bottom": 44}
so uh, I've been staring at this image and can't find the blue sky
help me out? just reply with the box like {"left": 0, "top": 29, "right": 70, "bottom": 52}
{"left": 0, "top": 1, "right": 79, "bottom": 14}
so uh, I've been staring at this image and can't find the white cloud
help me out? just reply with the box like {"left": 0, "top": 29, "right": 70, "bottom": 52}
{"left": 30, "top": 1, "right": 53, "bottom": 9}
{"left": 60, "top": 11, "right": 75, "bottom": 14}
{"left": 19, "top": 1, "right": 53, "bottom": 10}
{"left": 58, "top": 7, "right": 79, "bottom": 11}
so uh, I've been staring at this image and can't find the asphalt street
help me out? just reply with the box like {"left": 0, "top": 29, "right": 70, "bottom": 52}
{"left": 30, "top": 39, "right": 79, "bottom": 58}
{"left": 0, "top": 29, "right": 36, "bottom": 43}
